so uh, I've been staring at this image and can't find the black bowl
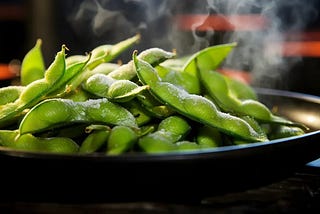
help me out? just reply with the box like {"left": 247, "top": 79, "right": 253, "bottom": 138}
{"left": 0, "top": 88, "right": 319, "bottom": 203}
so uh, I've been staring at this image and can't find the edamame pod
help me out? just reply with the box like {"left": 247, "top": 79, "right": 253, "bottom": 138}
{"left": 107, "top": 125, "right": 138, "bottom": 155}
{"left": 138, "top": 116, "right": 191, "bottom": 153}
{"left": 47, "top": 54, "right": 91, "bottom": 96}
{"left": 199, "top": 69, "right": 306, "bottom": 129}
{"left": 19, "top": 98, "right": 138, "bottom": 134}
{"left": 18, "top": 45, "right": 66, "bottom": 105}
{"left": 156, "top": 65, "right": 200, "bottom": 94}
{"left": 0, "top": 45, "right": 67, "bottom": 127}
{"left": 268, "top": 125, "right": 305, "bottom": 140}
{"left": 121, "top": 99, "right": 152, "bottom": 126}
{"left": 157, "top": 115, "right": 191, "bottom": 140}
{"left": 83, "top": 74, "right": 148, "bottom": 102}
{"left": 196, "top": 125, "right": 222, "bottom": 148}
{"left": 181, "top": 43, "right": 237, "bottom": 94}
{"left": 79, "top": 129, "right": 110, "bottom": 153}
{"left": 20, "top": 39, "right": 45, "bottom": 86}
{"left": 133, "top": 52, "right": 267, "bottom": 142}
{"left": 107, "top": 80, "right": 148, "bottom": 102}
{"left": 0, "top": 86, "right": 24, "bottom": 105}
{"left": 108, "top": 47, "right": 176, "bottom": 80}
{"left": 61, "top": 35, "right": 140, "bottom": 95}
{"left": 136, "top": 90, "right": 175, "bottom": 118}
{"left": 86, "top": 34, "right": 140, "bottom": 70}
{"left": 224, "top": 76, "right": 257, "bottom": 100}
{"left": 66, "top": 55, "right": 88, "bottom": 67}
{"left": 0, "top": 130, "right": 78, "bottom": 154}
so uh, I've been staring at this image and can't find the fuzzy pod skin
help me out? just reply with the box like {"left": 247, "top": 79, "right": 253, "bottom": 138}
{"left": 79, "top": 129, "right": 110, "bottom": 153}
{"left": 156, "top": 65, "right": 200, "bottom": 94}
{"left": 0, "top": 86, "right": 25, "bottom": 105}
{"left": 199, "top": 69, "right": 306, "bottom": 129}
{"left": 83, "top": 73, "right": 115, "bottom": 97}
{"left": 19, "top": 98, "right": 138, "bottom": 135}
{"left": 18, "top": 44, "right": 67, "bottom": 105}
{"left": 181, "top": 43, "right": 237, "bottom": 95}
{"left": 133, "top": 52, "right": 267, "bottom": 142}
{"left": 268, "top": 125, "right": 305, "bottom": 140}
{"left": 108, "top": 47, "right": 176, "bottom": 80}
{"left": 196, "top": 125, "right": 222, "bottom": 148}
{"left": 86, "top": 34, "right": 140, "bottom": 70}
{"left": 138, "top": 116, "right": 191, "bottom": 153}
{"left": 157, "top": 115, "right": 191, "bottom": 140}
{"left": 0, "top": 46, "right": 67, "bottom": 127}
{"left": 20, "top": 39, "right": 45, "bottom": 86}
{"left": 224, "top": 76, "right": 257, "bottom": 100}
{"left": 0, "top": 130, "right": 78, "bottom": 154}
{"left": 106, "top": 126, "right": 138, "bottom": 155}
{"left": 121, "top": 100, "right": 152, "bottom": 126}
{"left": 83, "top": 74, "right": 148, "bottom": 102}
{"left": 47, "top": 55, "right": 90, "bottom": 96}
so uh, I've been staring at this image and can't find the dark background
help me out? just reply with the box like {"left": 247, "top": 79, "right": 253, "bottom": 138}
{"left": 0, "top": 0, "right": 320, "bottom": 95}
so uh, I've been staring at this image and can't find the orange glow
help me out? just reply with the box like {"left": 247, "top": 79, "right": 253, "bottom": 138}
{"left": 0, "top": 64, "right": 17, "bottom": 80}
{"left": 175, "top": 14, "right": 269, "bottom": 31}
{"left": 268, "top": 41, "right": 320, "bottom": 57}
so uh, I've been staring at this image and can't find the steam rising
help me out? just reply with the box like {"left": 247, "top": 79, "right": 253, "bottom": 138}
{"left": 67, "top": 0, "right": 318, "bottom": 89}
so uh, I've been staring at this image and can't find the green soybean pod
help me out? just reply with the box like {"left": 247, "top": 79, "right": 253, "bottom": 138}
{"left": 0, "top": 130, "right": 78, "bottom": 153}
{"left": 0, "top": 130, "right": 19, "bottom": 147}
{"left": 136, "top": 90, "right": 175, "bottom": 118}
{"left": 156, "top": 65, "right": 200, "bottom": 94}
{"left": 137, "top": 124, "right": 157, "bottom": 137}
{"left": 268, "top": 125, "right": 305, "bottom": 140}
{"left": 0, "top": 86, "right": 25, "bottom": 105}
{"left": 157, "top": 115, "right": 191, "bottom": 140}
{"left": 19, "top": 98, "right": 138, "bottom": 134}
{"left": 60, "top": 62, "right": 119, "bottom": 97}
{"left": 183, "top": 43, "right": 237, "bottom": 78}
{"left": 108, "top": 47, "right": 176, "bottom": 80}
{"left": 200, "top": 69, "right": 306, "bottom": 129}
{"left": 20, "top": 39, "right": 45, "bottom": 86}
{"left": 40, "top": 137, "right": 79, "bottom": 153}
{"left": 182, "top": 43, "right": 237, "bottom": 94}
{"left": 138, "top": 130, "right": 177, "bottom": 153}
{"left": 16, "top": 134, "right": 79, "bottom": 153}
{"left": 196, "top": 125, "right": 222, "bottom": 148}
{"left": 65, "top": 55, "right": 88, "bottom": 67}
{"left": 121, "top": 99, "right": 152, "bottom": 126}
{"left": 86, "top": 34, "right": 140, "bottom": 70}
{"left": 107, "top": 80, "right": 148, "bottom": 102}
{"left": 63, "top": 35, "right": 140, "bottom": 94}
{"left": 138, "top": 116, "right": 191, "bottom": 153}
{"left": 224, "top": 76, "right": 257, "bottom": 100}
{"left": 87, "top": 62, "right": 120, "bottom": 76}
{"left": 83, "top": 73, "right": 148, "bottom": 102}
{"left": 79, "top": 129, "right": 110, "bottom": 153}
{"left": 107, "top": 126, "right": 138, "bottom": 155}
{"left": 133, "top": 52, "right": 267, "bottom": 142}
{"left": 63, "top": 88, "right": 92, "bottom": 102}
{"left": 18, "top": 45, "right": 67, "bottom": 106}
{"left": 83, "top": 73, "right": 115, "bottom": 97}
{"left": 47, "top": 54, "right": 91, "bottom": 96}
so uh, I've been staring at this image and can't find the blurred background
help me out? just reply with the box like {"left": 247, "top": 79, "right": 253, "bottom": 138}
{"left": 0, "top": 0, "right": 319, "bottom": 95}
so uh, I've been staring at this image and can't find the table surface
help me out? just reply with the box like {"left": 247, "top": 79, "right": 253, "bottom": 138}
{"left": 1, "top": 161, "right": 320, "bottom": 214}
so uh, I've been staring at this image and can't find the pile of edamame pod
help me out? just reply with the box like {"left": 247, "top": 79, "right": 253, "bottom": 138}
{"left": 0, "top": 34, "right": 307, "bottom": 155}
